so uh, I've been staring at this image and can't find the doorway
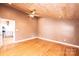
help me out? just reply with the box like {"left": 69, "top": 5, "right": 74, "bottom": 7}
{"left": 0, "top": 18, "right": 15, "bottom": 46}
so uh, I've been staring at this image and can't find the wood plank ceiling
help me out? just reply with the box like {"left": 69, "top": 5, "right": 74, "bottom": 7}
{"left": 8, "top": 3, "right": 79, "bottom": 20}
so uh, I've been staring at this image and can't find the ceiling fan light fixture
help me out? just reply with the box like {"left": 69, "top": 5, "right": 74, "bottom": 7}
{"left": 31, "top": 9, "right": 36, "bottom": 15}
{"left": 28, "top": 9, "right": 36, "bottom": 18}
{"left": 26, "top": 9, "right": 40, "bottom": 18}
{"left": 29, "top": 14, "right": 35, "bottom": 18}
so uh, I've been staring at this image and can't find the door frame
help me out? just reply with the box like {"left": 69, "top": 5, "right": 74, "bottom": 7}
{"left": 0, "top": 18, "right": 15, "bottom": 46}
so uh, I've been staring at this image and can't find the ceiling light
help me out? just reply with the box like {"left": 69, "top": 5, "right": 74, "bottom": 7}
{"left": 29, "top": 14, "right": 35, "bottom": 18}
{"left": 29, "top": 9, "right": 36, "bottom": 18}
{"left": 31, "top": 9, "right": 36, "bottom": 15}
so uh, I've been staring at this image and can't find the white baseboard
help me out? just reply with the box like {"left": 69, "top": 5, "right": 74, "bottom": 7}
{"left": 38, "top": 37, "right": 79, "bottom": 48}
{"left": 0, "top": 37, "right": 37, "bottom": 47}
{"left": 1, "top": 36, "right": 79, "bottom": 48}
{"left": 13, "top": 37, "right": 37, "bottom": 44}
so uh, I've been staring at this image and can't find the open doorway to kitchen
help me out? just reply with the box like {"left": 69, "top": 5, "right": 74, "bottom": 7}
{"left": 0, "top": 18, "right": 15, "bottom": 46}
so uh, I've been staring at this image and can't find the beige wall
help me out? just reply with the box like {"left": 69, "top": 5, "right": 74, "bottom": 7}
{"left": 0, "top": 4, "right": 37, "bottom": 42}
{"left": 38, "top": 18, "right": 79, "bottom": 46}
{"left": 37, "top": 3, "right": 79, "bottom": 47}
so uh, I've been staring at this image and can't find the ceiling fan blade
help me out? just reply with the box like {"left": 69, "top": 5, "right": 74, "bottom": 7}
{"left": 34, "top": 15, "right": 41, "bottom": 19}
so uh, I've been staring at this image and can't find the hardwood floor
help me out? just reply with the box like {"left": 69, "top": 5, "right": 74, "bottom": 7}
{"left": 0, "top": 38, "right": 79, "bottom": 56}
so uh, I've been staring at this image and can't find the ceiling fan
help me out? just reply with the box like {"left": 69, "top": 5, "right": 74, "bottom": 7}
{"left": 26, "top": 9, "right": 40, "bottom": 19}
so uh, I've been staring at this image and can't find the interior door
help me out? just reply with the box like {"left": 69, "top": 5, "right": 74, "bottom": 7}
{"left": 0, "top": 18, "right": 15, "bottom": 46}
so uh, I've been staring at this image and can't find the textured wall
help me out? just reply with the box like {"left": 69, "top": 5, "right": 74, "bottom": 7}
{"left": 0, "top": 4, "right": 37, "bottom": 42}
{"left": 38, "top": 18, "right": 79, "bottom": 46}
